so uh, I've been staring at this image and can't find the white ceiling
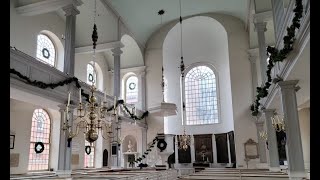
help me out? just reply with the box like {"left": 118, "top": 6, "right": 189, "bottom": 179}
{"left": 108, "top": 0, "right": 250, "bottom": 46}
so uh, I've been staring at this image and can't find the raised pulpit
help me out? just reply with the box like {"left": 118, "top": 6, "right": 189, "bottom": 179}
{"left": 122, "top": 152, "right": 139, "bottom": 168}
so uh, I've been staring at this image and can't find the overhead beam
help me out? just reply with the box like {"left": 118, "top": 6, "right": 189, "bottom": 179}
{"left": 15, "top": 0, "right": 83, "bottom": 16}
{"left": 75, "top": 41, "right": 124, "bottom": 54}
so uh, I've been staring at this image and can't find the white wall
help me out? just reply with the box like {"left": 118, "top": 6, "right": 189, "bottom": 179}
{"left": 74, "top": 52, "right": 109, "bottom": 92}
{"left": 145, "top": 13, "right": 257, "bottom": 168}
{"left": 162, "top": 16, "right": 234, "bottom": 135}
{"left": 10, "top": 0, "right": 65, "bottom": 72}
{"left": 10, "top": 99, "right": 60, "bottom": 174}
{"left": 298, "top": 108, "right": 310, "bottom": 170}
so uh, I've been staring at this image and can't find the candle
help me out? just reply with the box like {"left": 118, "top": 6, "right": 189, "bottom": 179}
{"left": 79, "top": 88, "right": 82, "bottom": 103}
{"left": 67, "top": 92, "right": 71, "bottom": 106}
{"left": 104, "top": 89, "right": 107, "bottom": 102}
{"left": 114, "top": 96, "right": 117, "bottom": 109}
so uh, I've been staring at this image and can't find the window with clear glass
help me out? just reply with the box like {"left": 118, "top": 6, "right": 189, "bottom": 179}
{"left": 84, "top": 141, "right": 94, "bottom": 168}
{"left": 184, "top": 65, "right": 219, "bottom": 125}
{"left": 36, "top": 34, "right": 56, "bottom": 66}
{"left": 87, "top": 63, "right": 97, "bottom": 85}
{"left": 28, "top": 109, "right": 51, "bottom": 171}
{"left": 125, "top": 76, "right": 138, "bottom": 104}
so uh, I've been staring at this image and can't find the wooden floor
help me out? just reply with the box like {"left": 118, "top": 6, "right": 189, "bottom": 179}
{"left": 179, "top": 168, "right": 290, "bottom": 180}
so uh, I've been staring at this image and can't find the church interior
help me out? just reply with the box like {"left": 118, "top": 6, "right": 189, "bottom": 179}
{"left": 10, "top": 0, "right": 310, "bottom": 179}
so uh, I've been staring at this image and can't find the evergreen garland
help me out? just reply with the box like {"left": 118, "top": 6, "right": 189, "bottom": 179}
{"left": 250, "top": 0, "right": 303, "bottom": 116}
{"left": 10, "top": 68, "right": 149, "bottom": 120}
{"left": 134, "top": 137, "right": 158, "bottom": 163}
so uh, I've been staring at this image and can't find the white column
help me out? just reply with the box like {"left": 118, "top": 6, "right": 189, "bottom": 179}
{"left": 57, "top": 105, "right": 67, "bottom": 172}
{"left": 56, "top": 104, "right": 76, "bottom": 177}
{"left": 174, "top": 135, "right": 179, "bottom": 167}
{"left": 278, "top": 80, "right": 306, "bottom": 180}
{"left": 248, "top": 54, "right": 259, "bottom": 98}
{"left": 138, "top": 71, "right": 146, "bottom": 111}
{"left": 112, "top": 47, "right": 123, "bottom": 98}
{"left": 254, "top": 22, "right": 268, "bottom": 84}
{"left": 263, "top": 109, "right": 280, "bottom": 172}
{"left": 62, "top": 4, "right": 79, "bottom": 76}
{"left": 190, "top": 135, "right": 195, "bottom": 163}
{"left": 212, "top": 134, "right": 217, "bottom": 164}
{"left": 226, "top": 134, "right": 231, "bottom": 165}
{"left": 256, "top": 121, "right": 267, "bottom": 163}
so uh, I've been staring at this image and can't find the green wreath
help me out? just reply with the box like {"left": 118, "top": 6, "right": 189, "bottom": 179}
{"left": 85, "top": 146, "right": 91, "bottom": 155}
{"left": 129, "top": 82, "right": 136, "bottom": 90}
{"left": 35, "top": 142, "right": 44, "bottom": 154}
{"left": 42, "top": 48, "right": 50, "bottom": 59}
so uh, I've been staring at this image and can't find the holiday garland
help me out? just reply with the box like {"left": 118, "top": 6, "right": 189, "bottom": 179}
{"left": 134, "top": 136, "right": 158, "bottom": 163}
{"left": 10, "top": 68, "right": 149, "bottom": 120}
{"left": 250, "top": 0, "right": 303, "bottom": 116}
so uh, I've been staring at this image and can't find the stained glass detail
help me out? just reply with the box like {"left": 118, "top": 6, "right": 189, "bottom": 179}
{"left": 28, "top": 109, "right": 51, "bottom": 171}
{"left": 36, "top": 34, "right": 55, "bottom": 66}
{"left": 126, "top": 76, "right": 138, "bottom": 104}
{"left": 84, "top": 141, "right": 94, "bottom": 168}
{"left": 185, "top": 66, "right": 219, "bottom": 125}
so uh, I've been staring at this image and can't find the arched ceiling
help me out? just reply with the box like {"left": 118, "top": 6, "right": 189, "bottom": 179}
{"left": 108, "top": 0, "right": 249, "bottom": 46}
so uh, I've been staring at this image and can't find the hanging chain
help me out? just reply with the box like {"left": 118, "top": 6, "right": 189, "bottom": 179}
{"left": 91, "top": 0, "right": 98, "bottom": 85}
{"left": 179, "top": 0, "right": 185, "bottom": 76}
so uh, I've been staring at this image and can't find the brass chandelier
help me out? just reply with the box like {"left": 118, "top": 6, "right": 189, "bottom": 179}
{"left": 62, "top": 0, "right": 117, "bottom": 144}
{"left": 178, "top": 127, "right": 191, "bottom": 151}
{"left": 271, "top": 113, "right": 285, "bottom": 132}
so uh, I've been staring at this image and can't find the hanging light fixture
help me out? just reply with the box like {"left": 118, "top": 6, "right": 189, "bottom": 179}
{"left": 148, "top": 9, "right": 177, "bottom": 117}
{"left": 178, "top": 0, "right": 190, "bottom": 151}
{"left": 62, "top": 0, "right": 117, "bottom": 145}
{"left": 178, "top": 127, "right": 191, "bottom": 151}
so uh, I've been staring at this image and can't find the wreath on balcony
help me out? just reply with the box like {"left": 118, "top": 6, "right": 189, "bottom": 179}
{"left": 85, "top": 146, "right": 91, "bottom": 155}
{"left": 157, "top": 139, "right": 167, "bottom": 152}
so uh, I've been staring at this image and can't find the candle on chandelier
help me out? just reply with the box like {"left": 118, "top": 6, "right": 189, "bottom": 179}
{"left": 68, "top": 92, "right": 71, "bottom": 106}
{"left": 79, "top": 88, "right": 82, "bottom": 103}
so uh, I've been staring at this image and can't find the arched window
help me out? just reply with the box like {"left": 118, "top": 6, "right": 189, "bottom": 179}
{"left": 84, "top": 141, "right": 94, "bottom": 168}
{"left": 28, "top": 109, "right": 51, "bottom": 171}
{"left": 184, "top": 65, "right": 219, "bottom": 125}
{"left": 125, "top": 76, "right": 138, "bottom": 104}
{"left": 36, "top": 34, "right": 56, "bottom": 66}
{"left": 87, "top": 63, "right": 97, "bottom": 85}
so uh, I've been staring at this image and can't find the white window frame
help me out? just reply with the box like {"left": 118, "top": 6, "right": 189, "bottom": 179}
{"left": 181, "top": 62, "right": 221, "bottom": 126}
{"left": 124, "top": 75, "right": 139, "bottom": 104}
{"left": 36, "top": 33, "right": 57, "bottom": 67}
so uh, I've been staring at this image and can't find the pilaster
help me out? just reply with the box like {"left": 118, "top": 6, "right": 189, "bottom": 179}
{"left": 256, "top": 121, "right": 267, "bottom": 163}
{"left": 277, "top": 80, "right": 306, "bottom": 180}
{"left": 254, "top": 21, "right": 268, "bottom": 84}
{"left": 263, "top": 109, "right": 280, "bottom": 172}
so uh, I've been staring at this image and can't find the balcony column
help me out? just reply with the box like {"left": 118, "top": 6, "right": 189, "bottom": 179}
{"left": 277, "top": 80, "right": 306, "bottom": 180}
{"left": 254, "top": 22, "right": 268, "bottom": 84}
{"left": 56, "top": 104, "right": 77, "bottom": 177}
{"left": 263, "top": 109, "right": 280, "bottom": 172}
{"left": 62, "top": 4, "right": 79, "bottom": 76}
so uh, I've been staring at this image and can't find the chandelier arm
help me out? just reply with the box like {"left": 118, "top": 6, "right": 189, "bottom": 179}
{"left": 68, "top": 122, "right": 83, "bottom": 139}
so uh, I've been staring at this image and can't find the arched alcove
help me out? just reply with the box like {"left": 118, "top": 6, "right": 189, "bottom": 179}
{"left": 122, "top": 135, "right": 137, "bottom": 153}
{"left": 162, "top": 16, "right": 234, "bottom": 135}
{"left": 39, "top": 30, "right": 64, "bottom": 72}
{"left": 120, "top": 34, "right": 144, "bottom": 68}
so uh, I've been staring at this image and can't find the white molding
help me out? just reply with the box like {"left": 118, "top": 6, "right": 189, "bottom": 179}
{"left": 75, "top": 41, "right": 124, "bottom": 54}
{"left": 253, "top": 10, "right": 273, "bottom": 23}
{"left": 15, "top": 0, "right": 83, "bottom": 16}
{"left": 247, "top": 48, "right": 259, "bottom": 57}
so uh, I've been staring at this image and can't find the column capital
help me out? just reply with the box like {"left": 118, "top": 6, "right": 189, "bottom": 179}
{"left": 254, "top": 22, "right": 267, "bottom": 32}
{"left": 255, "top": 120, "right": 264, "bottom": 126}
{"left": 63, "top": 4, "right": 80, "bottom": 16}
{"left": 58, "top": 104, "right": 67, "bottom": 111}
{"left": 111, "top": 47, "right": 123, "bottom": 56}
{"left": 277, "top": 80, "right": 299, "bottom": 90}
